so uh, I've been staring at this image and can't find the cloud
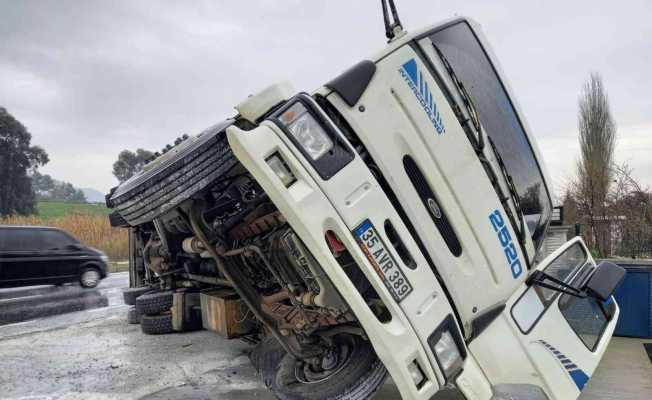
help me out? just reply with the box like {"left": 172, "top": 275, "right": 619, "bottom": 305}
{"left": 0, "top": 64, "right": 60, "bottom": 107}
{"left": 1, "top": 0, "right": 650, "bottom": 195}
{"left": 538, "top": 122, "right": 652, "bottom": 198}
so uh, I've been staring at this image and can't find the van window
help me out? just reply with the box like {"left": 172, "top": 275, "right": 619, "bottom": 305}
{"left": 36, "top": 230, "right": 76, "bottom": 250}
{"left": 0, "top": 229, "right": 40, "bottom": 251}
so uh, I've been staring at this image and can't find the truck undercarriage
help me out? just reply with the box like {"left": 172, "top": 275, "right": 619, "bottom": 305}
{"left": 109, "top": 117, "right": 391, "bottom": 399}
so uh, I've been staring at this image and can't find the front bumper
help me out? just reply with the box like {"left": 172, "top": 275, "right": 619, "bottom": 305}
{"left": 226, "top": 122, "right": 493, "bottom": 400}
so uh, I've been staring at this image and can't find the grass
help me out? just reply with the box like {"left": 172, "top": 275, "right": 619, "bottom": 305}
{"left": 36, "top": 201, "right": 111, "bottom": 220}
{"left": 1, "top": 214, "right": 129, "bottom": 262}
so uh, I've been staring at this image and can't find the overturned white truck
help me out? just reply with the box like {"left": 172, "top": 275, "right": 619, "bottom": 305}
{"left": 108, "top": 11, "right": 625, "bottom": 400}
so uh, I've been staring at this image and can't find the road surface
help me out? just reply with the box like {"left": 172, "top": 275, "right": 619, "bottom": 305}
{"left": 0, "top": 273, "right": 648, "bottom": 399}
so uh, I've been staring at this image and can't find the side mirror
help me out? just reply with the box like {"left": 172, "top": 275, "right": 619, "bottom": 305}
{"left": 66, "top": 243, "right": 84, "bottom": 251}
{"left": 584, "top": 261, "right": 626, "bottom": 302}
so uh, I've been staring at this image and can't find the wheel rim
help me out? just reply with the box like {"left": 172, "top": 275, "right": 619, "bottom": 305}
{"left": 82, "top": 270, "right": 100, "bottom": 287}
{"left": 294, "top": 336, "right": 355, "bottom": 384}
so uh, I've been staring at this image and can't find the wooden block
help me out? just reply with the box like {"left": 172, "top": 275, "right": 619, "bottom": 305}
{"left": 200, "top": 289, "right": 252, "bottom": 338}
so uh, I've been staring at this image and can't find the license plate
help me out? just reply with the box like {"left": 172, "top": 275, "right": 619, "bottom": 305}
{"left": 354, "top": 219, "right": 413, "bottom": 303}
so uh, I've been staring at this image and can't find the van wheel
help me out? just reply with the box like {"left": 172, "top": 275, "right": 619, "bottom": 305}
{"left": 135, "top": 291, "right": 173, "bottom": 315}
{"left": 141, "top": 313, "right": 173, "bottom": 335}
{"left": 80, "top": 268, "right": 101, "bottom": 288}
{"left": 267, "top": 334, "right": 388, "bottom": 400}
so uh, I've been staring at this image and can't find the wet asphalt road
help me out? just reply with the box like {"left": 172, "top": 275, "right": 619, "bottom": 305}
{"left": 0, "top": 273, "right": 261, "bottom": 399}
{"left": 0, "top": 273, "right": 648, "bottom": 399}
{"left": 0, "top": 272, "right": 128, "bottom": 336}
{"left": 0, "top": 274, "right": 398, "bottom": 400}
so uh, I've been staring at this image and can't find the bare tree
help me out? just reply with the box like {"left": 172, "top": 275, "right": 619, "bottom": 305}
{"left": 609, "top": 163, "right": 651, "bottom": 258}
{"left": 573, "top": 73, "right": 617, "bottom": 255}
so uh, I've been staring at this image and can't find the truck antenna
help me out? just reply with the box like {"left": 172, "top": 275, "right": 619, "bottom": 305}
{"left": 381, "top": 0, "right": 404, "bottom": 41}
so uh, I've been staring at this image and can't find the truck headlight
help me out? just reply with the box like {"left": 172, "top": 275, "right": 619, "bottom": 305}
{"left": 272, "top": 94, "right": 355, "bottom": 180}
{"left": 428, "top": 315, "right": 466, "bottom": 380}
{"left": 100, "top": 255, "right": 109, "bottom": 263}
{"left": 278, "top": 102, "right": 333, "bottom": 161}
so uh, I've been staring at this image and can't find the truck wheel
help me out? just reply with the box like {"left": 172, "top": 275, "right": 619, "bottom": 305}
{"left": 136, "top": 291, "right": 174, "bottom": 316}
{"left": 268, "top": 334, "right": 388, "bottom": 400}
{"left": 80, "top": 268, "right": 101, "bottom": 288}
{"left": 127, "top": 306, "right": 142, "bottom": 324}
{"left": 141, "top": 313, "right": 173, "bottom": 335}
{"left": 122, "top": 287, "right": 152, "bottom": 305}
{"left": 107, "top": 121, "right": 237, "bottom": 226}
{"left": 251, "top": 335, "right": 287, "bottom": 389}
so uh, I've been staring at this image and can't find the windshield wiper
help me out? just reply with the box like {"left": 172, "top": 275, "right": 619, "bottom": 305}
{"left": 433, "top": 44, "right": 527, "bottom": 245}
{"left": 432, "top": 44, "right": 484, "bottom": 152}
{"left": 487, "top": 138, "right": 527, "bottom": 242}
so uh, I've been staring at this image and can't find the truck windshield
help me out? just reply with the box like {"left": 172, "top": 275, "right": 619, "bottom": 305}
{"left": 428, "top": 22, "right": 552, "bottom": 252}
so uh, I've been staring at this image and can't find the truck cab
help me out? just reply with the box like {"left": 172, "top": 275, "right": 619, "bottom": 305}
{"left": 226, "top": 17, "right": 623, "bottom": 400}
{"left": 110, "top": 14, "right": 624, "bottom": 400}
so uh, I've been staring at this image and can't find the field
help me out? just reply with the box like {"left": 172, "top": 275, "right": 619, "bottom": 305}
{"left": 1, "top": 202, "right": 128, "bottom": 261}
{"left": 36, "top": 201, "right": 111, "bottom": 219}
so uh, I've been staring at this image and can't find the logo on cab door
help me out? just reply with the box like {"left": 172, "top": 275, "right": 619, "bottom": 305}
{"left": 489, "top": 209, "right": 522, "bottom": 278}
{"left": 399, "top": 58, "right": 446, "bottom": 135}
{"left": 536, "top": 340, "right": 589, "bottom": 391}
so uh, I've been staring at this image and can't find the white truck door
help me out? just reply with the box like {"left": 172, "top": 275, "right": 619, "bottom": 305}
{"left": 508, "top": 237, "right": 620, "bottom": 399}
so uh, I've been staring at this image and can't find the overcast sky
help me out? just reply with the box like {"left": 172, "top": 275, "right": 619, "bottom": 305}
{"left": 2, "top": 0, "right": 651, "bottom": 199}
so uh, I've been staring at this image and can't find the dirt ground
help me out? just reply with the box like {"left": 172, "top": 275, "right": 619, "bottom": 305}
{"left": 0, "top": 273, "right": 649, "bottom": 400}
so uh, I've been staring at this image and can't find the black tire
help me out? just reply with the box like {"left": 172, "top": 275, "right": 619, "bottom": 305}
{"left": 141, "top": 313, "right": 173, "bottom": 335}
{"left": 107, "top": 120, "right": 238, "bottom": 226}
{"left": 122, "top": 287, "right": 152, "bottom": 306}
{"left": 135, "top": 291, "right": 173, "bottom": 316}
{"left": 80, "top": 268, "right": 101, "bottom": 288}
{"left": 265, "top": 335, "right": 388, "bottom": 400}
{"left": 108, "top": 211, "right": 130, "bottom": 228}
{"left": 127, "top": 306, "right": 142, "bottom": 324}
{"left": 251, "top": 336, "right": 288, "bottom": 389}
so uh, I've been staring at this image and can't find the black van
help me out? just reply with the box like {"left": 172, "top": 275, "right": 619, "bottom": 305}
{"left": 0, "top": 226, "right": 108, "bottom": 288}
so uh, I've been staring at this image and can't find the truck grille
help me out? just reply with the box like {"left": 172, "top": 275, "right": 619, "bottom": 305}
{"left": 403, "top": 155, "right": 462, "bottom": 257}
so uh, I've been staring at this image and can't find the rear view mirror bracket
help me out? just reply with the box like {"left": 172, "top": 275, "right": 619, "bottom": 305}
{"left": 526, "top": 261, "right": 627, "bottom": 303}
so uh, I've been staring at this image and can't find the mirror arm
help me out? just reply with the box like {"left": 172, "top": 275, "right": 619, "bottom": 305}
{"left": 526, "top": 270, "right": 586, "bottom": 299}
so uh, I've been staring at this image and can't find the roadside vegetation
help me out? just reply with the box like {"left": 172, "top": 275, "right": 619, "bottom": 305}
{"left": 0, "top": 104, "right": 127, "bottom": 264}
{"left": 36, "top": 201, "right": 110, "bottom": 219}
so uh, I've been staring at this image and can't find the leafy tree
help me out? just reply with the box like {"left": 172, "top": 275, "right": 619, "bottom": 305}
{"left": 112, "top": 148, "right": 154, "bottom": 183}
{"left": 32, "top": 171, "right": 87, "bottom": 203}
{"left": 0, "top": 107, "right": 48, "bottom": 216}
{"left": 32, "top": 170, "right": 55, "bottom": 195}
{"left": 50, "top": 181, "right": 86, "bottom": 203}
